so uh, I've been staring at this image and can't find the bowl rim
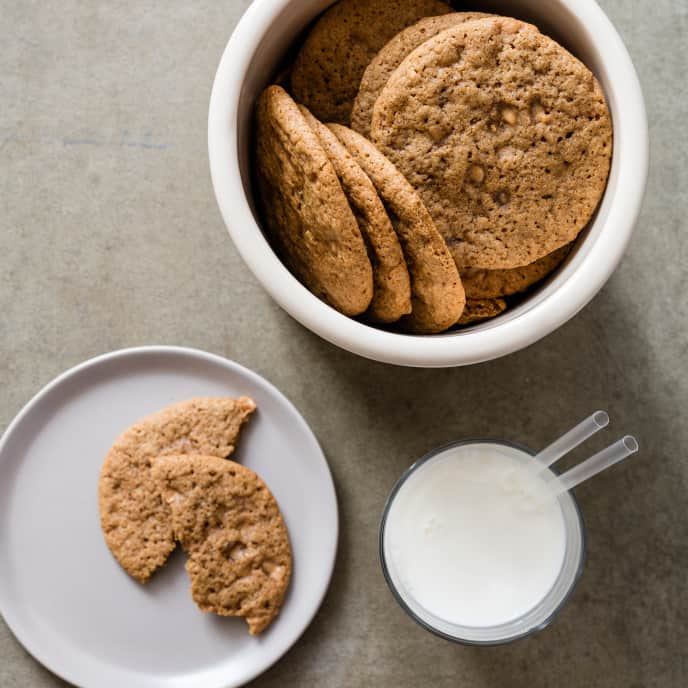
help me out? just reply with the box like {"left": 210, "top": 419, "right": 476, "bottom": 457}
{"left": 208, "top": 0, "right": 649, "bottom": 368}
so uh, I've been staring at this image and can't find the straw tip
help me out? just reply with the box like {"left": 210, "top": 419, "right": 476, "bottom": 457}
{"left": 593, "top": 410, "right": 610, "bottom": 427}
{"left": 623, "top": 435, "right": 639, "bottom": 453}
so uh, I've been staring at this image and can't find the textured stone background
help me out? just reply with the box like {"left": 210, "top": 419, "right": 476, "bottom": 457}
{"left": 1, "top": 1, "right": 685, "bottom": 686}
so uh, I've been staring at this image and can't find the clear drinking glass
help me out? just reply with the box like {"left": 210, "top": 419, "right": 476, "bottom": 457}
{"left": 379, "top": 439, "right": 586, "bottom": 645}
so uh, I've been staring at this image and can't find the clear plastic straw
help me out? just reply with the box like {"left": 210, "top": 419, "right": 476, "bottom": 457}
{"left": 549, "top": 436, "right": 639, "bottom": 497}
{"left": 535, "top": 410, "right": 609, "bottom": 468}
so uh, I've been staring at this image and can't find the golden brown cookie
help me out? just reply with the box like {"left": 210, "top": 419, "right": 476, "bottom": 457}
{"left": 98, "top": 397, "right": 256, "bottom": 583}
{"left": 255, "top": 85, "right": 373, "bottom": 316}
{"left": 299, "top": 105, "right": 412, "bottom": 323}
{"left": 291, "top": 0, "right": 452, "bottom": 124}
{"left": 152, "top": 455, "right": 292, "bottom": 636}
{"left": 329, "top": 124, "right": 465, "bottom": 333}
{"left": 462, "top": 243, "right": 573, "bottom": 299}
{"left": 456, "top": 298, "right": 507, "bottom": 325}
{"left": 352, "top": 12, "right": 492, "bottom": 137}
{"left": 371, "top": 17, "right": 612, "bottom": 269}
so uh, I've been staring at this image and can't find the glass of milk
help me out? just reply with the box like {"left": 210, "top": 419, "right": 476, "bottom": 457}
{"left": 380, "top": 439, "right": 585, "bottom": 645}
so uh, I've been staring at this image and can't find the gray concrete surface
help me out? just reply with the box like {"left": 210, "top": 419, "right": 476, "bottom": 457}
{"left": 1, "top": 1, "right": 686, "bottom": 686}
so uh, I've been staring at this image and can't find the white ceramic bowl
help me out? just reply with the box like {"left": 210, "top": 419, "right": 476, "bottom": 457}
{"left": 208, "top": 0, "right": 648, "bottom": 368}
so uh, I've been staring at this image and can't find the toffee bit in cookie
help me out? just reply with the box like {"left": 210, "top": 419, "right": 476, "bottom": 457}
{"left": 530, "top": 101, "right": 547, "bottom": 123}
{"left": 501, "top": 106, "right": 518, "bottom": 125}
{"left": 469, "top": 165, "right": 485, "bottom": 183}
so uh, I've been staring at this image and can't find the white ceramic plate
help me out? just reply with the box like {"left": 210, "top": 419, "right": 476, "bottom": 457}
{"left": 0, "top": 346, "right": 338, "bottom": 688}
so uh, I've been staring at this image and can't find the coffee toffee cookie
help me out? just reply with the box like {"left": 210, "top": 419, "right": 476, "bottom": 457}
{"left": 152, "top": 455, "right": 292, "bottom": 635}
{"left": 330, "top": 124, "right": 465, "bottom": 333}
{"left": 255, "top": 85, "right": 373, "bottom": 316}
{"left": 352, "top": 12, "right": 492, "bottom": 137}
{"left": 456, "top": 298, "right": 507, "bottom": 325}
{"left": 98, "top": 397, "right": 256, "bottom": 583}
{"left": 291, "top": 0, "right": 452, "bottom": 124}
{"left": 462, "top": 242, "right": 572, "bottom": 299}
{"left": 371, "top": 17, "right": 612, "bottom": 269}
{"left": 299, "top": 106, "right": 412, "bottom": 323}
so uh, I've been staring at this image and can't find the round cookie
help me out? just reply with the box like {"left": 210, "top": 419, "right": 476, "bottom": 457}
{"left": 152, "top": 455, "right": 292, "bottom": 636}
{"left": 329, "top": 124, "right": 465, "bottom": 334}
{"left": 456, "top": 298, "right": 507, "bottom": 325}
{"left": 98, "top": 397, "right": 256, "bottom": 583}
{"left": 291, "top": 0, "right": 452, "bottom": 125}
{"left": 352, "top": 12, "right": 492, "bottom": 137}
{"left": 371, "top": 17, "right": 613, "bottom": 269}
{"left": 463, "top": 243, "right": 573, "bottom": 299}
{"left": 255, "top": 85, "right": 373, "bottom": 316}
{"left": 299, "top": 105, "right": 412, "bottom": 323}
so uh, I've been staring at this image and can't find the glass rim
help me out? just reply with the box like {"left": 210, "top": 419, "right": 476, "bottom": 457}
{"left": 378, "top": 437, "right": 587, "bottom": 646}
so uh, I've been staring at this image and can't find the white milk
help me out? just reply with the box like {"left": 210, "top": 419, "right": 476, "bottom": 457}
{"left": 384, "top": 443, "right": 566, "bottom": 628}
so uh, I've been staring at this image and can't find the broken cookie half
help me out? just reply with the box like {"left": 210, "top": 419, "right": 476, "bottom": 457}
{"left": 152, "top": 454, "right": 292, "bottom": 635}
{"left": 98, "top": 397, "right": 256, "bottom": 583}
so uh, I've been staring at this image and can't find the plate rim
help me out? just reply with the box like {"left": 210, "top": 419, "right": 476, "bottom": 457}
{"left": 0, "top": 345, "right": 339, "bottom": 688}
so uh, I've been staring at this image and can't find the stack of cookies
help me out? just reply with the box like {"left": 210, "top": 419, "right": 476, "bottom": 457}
{"left": 254, "top": 0, "right": 612, "bottom": 334}
{"left": 98, "top": 397, "right": 292, "bottom": 635}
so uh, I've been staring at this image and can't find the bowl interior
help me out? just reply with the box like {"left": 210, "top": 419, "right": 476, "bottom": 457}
{"left": 234, "top": 0, "right": 621, "bottom": 336}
